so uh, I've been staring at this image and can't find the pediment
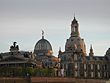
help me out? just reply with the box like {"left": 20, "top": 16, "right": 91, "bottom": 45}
{"left": 0, "top": 56, "right": 27, "bottom": 62}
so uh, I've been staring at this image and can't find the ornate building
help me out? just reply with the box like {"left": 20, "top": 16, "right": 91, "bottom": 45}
{"left": 65, "top": 17, "right": 86, "bottom": 55}
{"left": 34, "top": 31, "right": 59, "bottom": 68}
{"left": 0, "top": 16, "right": 109, "bottom": 79}
{"left": 58, "top": 17, "right": 87, "bottom": 77}
{"left": 58, "top": 17, "right": 110, "bottom": 79}
{"left": 0, "top": 42, "right": 37, "bottom": 68}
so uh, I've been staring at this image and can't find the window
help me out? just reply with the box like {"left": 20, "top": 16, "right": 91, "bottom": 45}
{"left": 91, "top": 72, "right": 94, "bottom": 78}
{"left": 98, "top": 72, "right": 100, "bottom": 78}
{"left": 104, "top": 72, "right": 106, "bottom": 77}
{"left": 97, "top": 64, "right": 100, "bottom": 70}
{"left": 75, "top": 71, "right": 78, "bottom": 77}
{"left": 84, "top": 72, "right": 87, "bottom": 77}
{"left": 105, "top": 65, "right": 107, "bottom": 70}
{"left": 75, "top": 26, "right": 77, "bottom": 29}
{"left": 84, "top": 64, "right": 86, "bottom": 70}
{"left": 91, "top": 64, "right": 93, "bottom": 70}
{"left": 75, "top": 63, "right": 77, "bottom": 69}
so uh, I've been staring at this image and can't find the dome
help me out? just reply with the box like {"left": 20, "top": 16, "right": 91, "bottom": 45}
{"left": 65, "top": 36, "right": 86, "bottom": 54}
{"left": 34, "top": 37, "right": 52, "bottom": 55}
{"left": 65, "top": 17, "right": 86, "bottom": 55}
{"left": 34, "top": 38, "right": 52, "bottom": 51}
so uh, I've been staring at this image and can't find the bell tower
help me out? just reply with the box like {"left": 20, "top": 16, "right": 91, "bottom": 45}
{"left": 71, "top": 16, "right": 80, "bottom": 37}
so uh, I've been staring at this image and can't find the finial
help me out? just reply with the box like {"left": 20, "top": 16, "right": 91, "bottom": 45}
{"left": 58, "top": 47, "right": 62, "bottom": 55}
{"left": 42, "top": 30, "right": 44, "bottom": 39}
{"left": 90, "top": 44, "right": 93, "bottom": 49}
{"left": 72, "top": 13, "right": 77, "bottom": 22}
{"left": 74, "top": 13, "right": 75, "bottom": 19}
{"left": 89, "top": 44, "right": 94, "bottom": 57}
{"left": 59, "top": 47, "right": 61, "bottom": 51}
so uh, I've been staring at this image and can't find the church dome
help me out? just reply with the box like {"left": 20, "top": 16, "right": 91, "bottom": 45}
{"left": 65, "top": 36, "right": 86, "bottom": 54}
{"left": 65, "top": 17, "right": 86, "bottom": 55}
{"left": 34, "top": 31, "right": 52, "bottom": 56}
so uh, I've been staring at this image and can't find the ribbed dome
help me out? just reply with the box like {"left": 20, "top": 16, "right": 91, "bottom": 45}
{"left": 34, "top": 38, "right": 52, "bottom": 51}
{"left": 34, "top": 38, "right": 52, "bottom": 55}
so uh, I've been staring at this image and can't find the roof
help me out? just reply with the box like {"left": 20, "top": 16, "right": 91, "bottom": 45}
{"left": 34, "top": 38, "right": 52, "bottom": 53}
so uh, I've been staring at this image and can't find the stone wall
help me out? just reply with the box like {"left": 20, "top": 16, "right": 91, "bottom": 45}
{"left": 0, "top": 77, "right": 107, "bottom": 83}
{"left": 31, "top": 77, "right": 106, "bottom": 83}
{"left": 0, "top": 77, "right": 30, "bottom": 83}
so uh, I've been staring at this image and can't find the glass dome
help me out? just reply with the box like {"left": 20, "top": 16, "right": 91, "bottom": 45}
{"left": 34, "top": 36, "right": 52, "bottom": 56}
{"left": 34, "top": 38, "right": 52, "bottom": 51}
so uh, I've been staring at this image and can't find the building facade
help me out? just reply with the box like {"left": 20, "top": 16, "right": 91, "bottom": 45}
{"left": 0, "top": 42, "right": 37, "bottom": 68}
{"left": 0, "top": 17, "right": 109, "bottom": 79}
{"left": 34, "top": 31, "right": 59, "bottom": 68}
{"left": 58, "top": 17, "right": 110, "bottom": 79}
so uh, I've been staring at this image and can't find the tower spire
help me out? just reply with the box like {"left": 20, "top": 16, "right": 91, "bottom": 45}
{"left": 74, "top": 13, "right": 76, "bottom": 19}
{"left": 89, "top": 44, "right": 94, "bottom": 59}
{"left": 90, "top": 44, "right": 92, "bottom": 49}
{"left": 58, "top": 47, "right": 62, "bottom": 56}
{"left": 59, "top": 47, "right": 61, "bottom": 51}
{"left": 42, "top": 30, "right": 44, "bottom": 39}
{"left": 90, "top": 44, "right": 93, "bottom": 53}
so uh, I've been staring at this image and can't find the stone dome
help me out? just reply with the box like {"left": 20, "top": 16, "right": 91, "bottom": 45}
{"left": 65, "top": 17, "right": 86, "bottom": 55}
{"left": 65, "top": 36, "right": 86, "bottom": 55}
{"left": 34, "top": 36, "right": 52, "bottom": 55}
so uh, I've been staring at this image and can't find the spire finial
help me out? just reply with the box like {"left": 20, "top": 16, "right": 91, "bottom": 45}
{"left": 89, "top": 44, "right": 94, "bottom": 57}
{"left": 42, "top": 30, "right": 44, "bottom": 39}
{"left": 90, "top": 44, "right": 93, "bottom": 49}
{"left": 59, "top": 47, "right": 61, "bottom": 51}
{"left": 90, "top": 44, "right": 94, "bottom": 53}
{"left": 74, "top": 13, "right": 75, "bottom": 19}
{"left": 58, "top": 47, "right": 62, "bottom": 55}
{"left": 72, "top": 13, "right": 77, "bottom": 22}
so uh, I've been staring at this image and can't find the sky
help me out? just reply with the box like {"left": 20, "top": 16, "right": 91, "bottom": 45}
{"left": 0, "top": 0, "right": 110, "bottom": 56}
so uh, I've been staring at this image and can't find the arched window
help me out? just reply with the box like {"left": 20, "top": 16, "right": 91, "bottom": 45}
{"left": 97, "top": 64, "right": 100, "bottom": 70}
{"left": 91, "top": 64, "right": 93, "bottom": 70}
{"left": 91, "top": 72, "right": 94, "bottom": 78}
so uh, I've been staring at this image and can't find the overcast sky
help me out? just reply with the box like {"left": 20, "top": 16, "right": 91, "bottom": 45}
{"left": 0, "top": 0, "right": 110, "bottom": 56}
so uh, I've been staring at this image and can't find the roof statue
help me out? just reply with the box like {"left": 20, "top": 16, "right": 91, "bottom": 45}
{"left": 42, "top": 30, "right": 44, "bottom": 39}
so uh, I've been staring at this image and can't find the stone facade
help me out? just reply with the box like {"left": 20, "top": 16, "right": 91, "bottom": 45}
{"left": 0, "top": 42, "right": 37, "bottom": 68}
{"left": 58, "top": 17, "right": 110, "bottom": 79}
{"left": 0, "top": 17, "right": 109, "bottom": 79}
{"left": 34, "top": 31, "right": 59, "bottom": 68}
